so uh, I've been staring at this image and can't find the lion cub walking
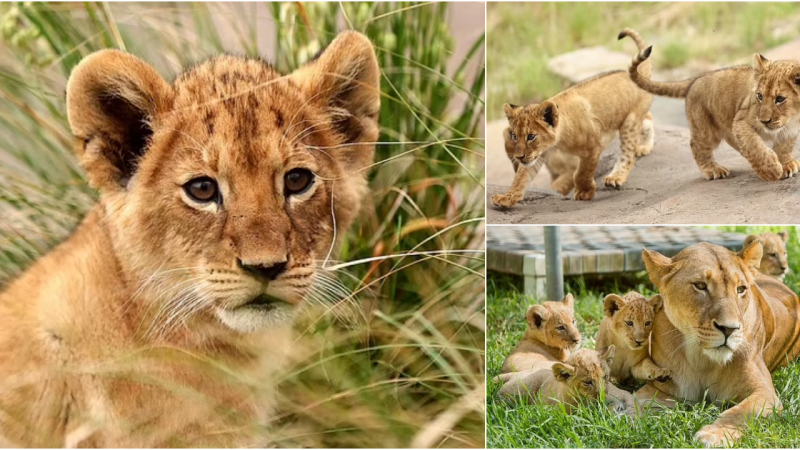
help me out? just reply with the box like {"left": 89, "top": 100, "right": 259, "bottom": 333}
{"left": 595, "top": 292, "right": 671, "bottom": 385}
{"left": 499, "top": 293, "right": 581, "bottom": 374}
{"left": 629, "top": 47, "right": 800, "bottom": 181}
{"left": 744, "top": 231, "right": 790, "bottom": 280}
{"left": 492, "top": 29, "right": 654, "bottom": 205}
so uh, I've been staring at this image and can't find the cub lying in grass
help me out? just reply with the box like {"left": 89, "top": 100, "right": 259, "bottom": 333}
{"left": 497, "top": 347, "right": 636, "bottom": 416}
{"left": 744, "top": 231, "right": 790, "bottom": 280}
{"left": 596, "top": 292, "right": 671, "bottom": 385}
{"left": 499, "top": 293, "right": 581, "bottom": 374}
{"left": 629, "top": 47, "right": 800, "bottom": 181}
{"left": 491, "top": 28, "right": 654, "bottom": 205}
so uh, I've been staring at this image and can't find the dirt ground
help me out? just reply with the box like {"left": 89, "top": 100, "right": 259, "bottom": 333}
{"left": 486, "top": 122, "right": 800, "bottom": 224}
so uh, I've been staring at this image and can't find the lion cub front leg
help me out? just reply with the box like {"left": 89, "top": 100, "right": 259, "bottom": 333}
{"left": 732, "top": 116, "right": 783, "bottom": 181}
{"left": 772, "top": 135, "right": 800, "bottom": 179}
{"left": 573, "top": 151, "right": 600, "bottom": 200}
{"left": 491, "top": 163, "right": 540, "bottom": 208}
{"left": 605, "top": 114, "right": 642, "bottom": 189}
{"left": 631, "top": 357, "right": 671, "bottom": 383}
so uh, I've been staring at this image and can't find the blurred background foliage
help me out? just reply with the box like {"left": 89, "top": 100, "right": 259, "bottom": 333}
{"left": 0, "top": 2, "right": 485, "bottom": 447}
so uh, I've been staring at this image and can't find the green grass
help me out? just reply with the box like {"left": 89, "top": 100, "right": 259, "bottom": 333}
{"left": 0, "top": 2, "right": 484, "bottom": 447}
{"left": 487, "top": 226, "right": 800, "bottom": 448}
{"left": 487, "top": 2, "right": 800, "bottom": 120}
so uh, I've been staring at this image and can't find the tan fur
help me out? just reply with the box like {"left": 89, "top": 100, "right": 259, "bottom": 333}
{"left": 502, "top": 127, "right": 579, "bottom": 195}
{"left": 0, "top": 31, "right": 380, "bottom": 447}
{"left": 744, "top": 231, "right": 790, "bottom": 281}
{"left": 497, "top": 347, "right": 637, "bottom": 416}
{"left": 630, "top": 48, "right": 800, "bottom": 181}
{"left": 491, "top": 29, "right": 654, "bottom": 206}
{"left": 596, "top": 292, "right": 670, "bottom": 385}
{"left": 636, "top": 242, "right": 800, "bottom": 447}
{"left": 498, "top": 294, "right": 581, "bottom": 375}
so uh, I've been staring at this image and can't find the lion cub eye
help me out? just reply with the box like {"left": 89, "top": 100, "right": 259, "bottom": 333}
{"left": 556, "top": 325, "right": 566, "bottom": 331}
{"left": 776, "top": 96, "right": 786, "bottom": 105}
{"left": 184, "top": 177, "right": 220, "bottom": 203}
{"left": 625, "top": 320, "right": 633, "bottom": 327}
{"left": 510, "top": 132, "right": 517, "bottom": 142}
{"left": 757, "top": 93, "right": 763, "bottom": 102}
{"left": 693, "top": 282, "right": 707, "bottom": 291}
{"left": 770, "top": 253, "right": 778, "bottom": 258}
{"left": 583, "top": 380, "right": 593, "bottom": 387}
{"left": 737, "top": 286, "right": 747, "bottom": 294}
{"left": 284, "top": 169, "right": 315, "bottom": 195}
{"left": 527, "top": 134, "right": 536, "bottom": 142}
{"left": 645, "top": 321, "right": 652, "bottom": 327}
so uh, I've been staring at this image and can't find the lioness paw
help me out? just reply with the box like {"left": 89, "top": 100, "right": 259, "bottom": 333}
{"left": 701, "top": 163, "right": 730, "bottom": 180}
{"left": 491, "top": 193, "right": 521, "bottom": 209}
{"left": 694, "top": 424, "right": 739, "bottom": 448}
{"left": 782, "top": 159, "right": 800, "bottom": 179}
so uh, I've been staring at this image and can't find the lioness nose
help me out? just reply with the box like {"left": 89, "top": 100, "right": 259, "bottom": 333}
{"left": 237, "top": 259, "right": 287, "bottom": 281}
{"left": 713, "top": 321, "right": 740, "bottom": 338}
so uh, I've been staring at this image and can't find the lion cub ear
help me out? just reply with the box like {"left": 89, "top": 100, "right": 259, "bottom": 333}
{"left": 504, "top": 103, "right": 521, "bottom": 120}
{"left": 744, "top": 235, "right": 761, "bottom": 249}
{"left": 779, "top": 230, "right": 790, "bottom": 243}
{"left": 526, "top": 304, "right": 549, "bottom": 329}
{"left": 753, "top": 53, "right": 769, "bottom": 75}
{"left": 66, "top": 50, "right": 173, "bottom": 193}
{"left": 648, "top": 294, "right": 663, "bottom": 314}
{"left": 562, "top": 292, "right": 575, "bottom": 310}
{"left": 598, "top": 345, "right": 615, "bottom": 363}
{"left": 642, "top": 248, "right": 675, "bottom": 288}
{"left": 290, "top": 31, "right": 380, "bottom": 172}
{"left": 538, "top": 101, "right": 559, "bottom": 128}
{"left": 552, "top": 363, "right": 575, "bottom": 383}
{"left": 738, "top": 240, "right": 763, "bottom": 269}
{"left": 603, "top": 294, "right": 624, "bottom": 318}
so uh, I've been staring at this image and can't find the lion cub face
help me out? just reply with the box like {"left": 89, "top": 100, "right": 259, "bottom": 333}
{"left": 502, "top": 101, "right": 558, "bottom": 167}
{"left": 643, "top": 242, "right": 764, "bottom": 365}
{"left": 66, "top": 32, "right": 380, "bottom": 333}
{"left": 752, "top": 54, "right": 800, "bottom": 133}
{"left": 745, "top": 231, "right": 790, "bottom": 280}
{"left": 552, "top": 347, "right": 613, "bottom": 399}
{"left": 603, "top": 292, "right": 662, "bottom": 350}
{"left": 526, "top": 293, "right": 581, "bottom": 351}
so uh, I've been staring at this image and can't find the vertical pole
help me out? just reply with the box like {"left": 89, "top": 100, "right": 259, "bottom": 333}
{"left": 544, "top": 226, "right": 564, "bottom": 301}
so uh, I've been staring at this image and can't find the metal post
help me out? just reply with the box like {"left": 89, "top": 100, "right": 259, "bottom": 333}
{"left": 544, "top": 226, "right": 564, "bottom": 301}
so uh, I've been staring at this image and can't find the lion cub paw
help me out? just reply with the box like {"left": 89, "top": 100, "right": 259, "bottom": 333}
{"left": 782, "top": 159, "right": 800, "bottom": 179}
{"left": 694, "top": 424, "right": 739, "bottom": 448}
{"left": 491, "top": 192, "right": 522, "bottom": 209}
{"left": 647, "top": 367, "right": 672, "bottom": 383}
{"left": 701, "top": 163, "right": 730, "bottom": 180}
{"left": 753, "top": 157, "right": 783, "bottom": 182}
{"left": 603, "top": 173, "right": 628, "bottom": 190}
{"left": 635, "top": 144, "right": 652, "bottom": 157}
{"left": 573, "top": 188, "right": 596, "bottom": 201}
{"left": 551, "top": 179, "right": 573, "bottom": 196}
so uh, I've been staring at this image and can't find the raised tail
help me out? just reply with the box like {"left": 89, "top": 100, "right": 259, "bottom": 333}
{"left": 628, "top": 45, "right": 693, "bottom": 99}
{"left": 619, "top": 28, "right": 651, "bottom": 78}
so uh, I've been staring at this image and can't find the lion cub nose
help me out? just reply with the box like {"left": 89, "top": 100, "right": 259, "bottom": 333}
{"left": 761, "top": 118, "right": 772, "bottom": 125}
{"left": 237, "top": 259, "right": 287, "bottom": 282}
{"left": 713, "top": 321, "right": 740, "bottom": 338}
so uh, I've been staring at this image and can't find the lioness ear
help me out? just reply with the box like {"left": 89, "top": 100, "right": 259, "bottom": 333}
{"left": 603, "top": 294, "right": 624, "bottom": 318}
{"left": 290, "top": 31, "right": 380, "bottom": 171}
{"left": 66, "top": 50, "right": 173, "bottom": 192}
{"left": 599, "top": 345, "right": 615, "bottom": 363}
{"left": 753, "top": 53, "right": 769, "bottom": 75}
{"left": 779, "top": 230, "right": 790, "bottom": 243}
{"left": 562, "top": 293, "right": 575, "bottom": 309}
{"left": 642, "top": 248, "right": 674, "bottom": 287}
{"left": 744, "top": 235, "right": 760, "bottom": 250}
{"left": 504, "top": 103, "right": 521, "bottom": 121}
{"left": 649, "top": 294, "right": 663, "bottom": 313}
{"left": 552, "top": 363, "right": 575, "bottom": 383}
{"left": 539, "top": 100, "right": 559, "bottom": 128}
{"left": 526, "top": 304, "right": 549, "bottom": 329}
{"left": 738, "top": 240, "right": 763, "bottom": 269}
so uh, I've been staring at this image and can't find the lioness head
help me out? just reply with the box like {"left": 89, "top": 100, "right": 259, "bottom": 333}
{"left": 65, "top": 32, "right": 380, "bottom": 333}
{"left": 502, "top": 101, "right": 558, "bottom": 167}
{"left": 603, "top": 292, "right": 662, "bottom": 350}
{"left": 642, "top": 242, "right": 763, "bottom": 365}
{"left": 552, "top": 346, "right": 614, "bottom": 399}
{"left": 751, "top": 54, "right": 800, "bottom": 132}
{"left": 526, "top": 293, "right": 581, "bottom": 351}
{"left": 745, "top": 231, "right": 790, "bottom": 280}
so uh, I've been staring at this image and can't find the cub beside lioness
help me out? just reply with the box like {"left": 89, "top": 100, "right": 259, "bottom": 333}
{"left": 629, "top": 47, "right": 800, "bottom": 181}
{"left": 492, "top": 29, "right": 654, "bottom": 205}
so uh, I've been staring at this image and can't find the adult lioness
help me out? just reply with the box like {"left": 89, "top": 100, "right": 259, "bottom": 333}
{"left": 637, "top": 242, "right": 800, "bottom": 447}
{"left": 0, "top": 32, "right": 379, "bottom": 447}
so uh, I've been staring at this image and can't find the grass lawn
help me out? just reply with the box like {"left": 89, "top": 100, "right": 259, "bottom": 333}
{"left": 487, "top": 2, "right": 800, "bottom": 120}
{"left": 486, "top": 226, "right": 800, "bottom": 448}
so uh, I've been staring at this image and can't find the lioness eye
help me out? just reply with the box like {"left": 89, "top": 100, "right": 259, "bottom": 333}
{"left": 184, "top": 177, "right": 219, "bottom": 203}
{"left": 737, "top": 286, "right": 747, "bottom": 294}
{"left": 527, "top": 134, "right": 536, "bottom": 142}
{"left": 510, "top": 132, "right": 517, "bottom": 141}
{"left": 776, "top": 96, "right": 786, "bottom": 104}
{"left": 625, "top": 320, "right": 633, "bottom": 327}
{"left": 693, "top": 282, "right": 707, "bottom": 290}
{"left": 284, "top": 169, "right": 315, "bottom": 195}
{"left": 757, "top": 93, "right": 763, "bottom": 102}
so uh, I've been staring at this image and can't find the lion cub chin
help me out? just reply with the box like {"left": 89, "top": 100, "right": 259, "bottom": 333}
{"left": 596, "top": 292, "right": 671, "bottom": 385}
{"left": 499, "top": 293, "right": 581, "bottom": 375}
{"left": 491, "top": 29, "right": 654, "bottom": 206}
{"left": 497, "top": 347, "right": 637, "bottom": 416}
{"left": 630, "top": 47, "right": 800, "bottom": 181}
{"left": 744, "top": 231, "right": 790, "bottom": 280}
